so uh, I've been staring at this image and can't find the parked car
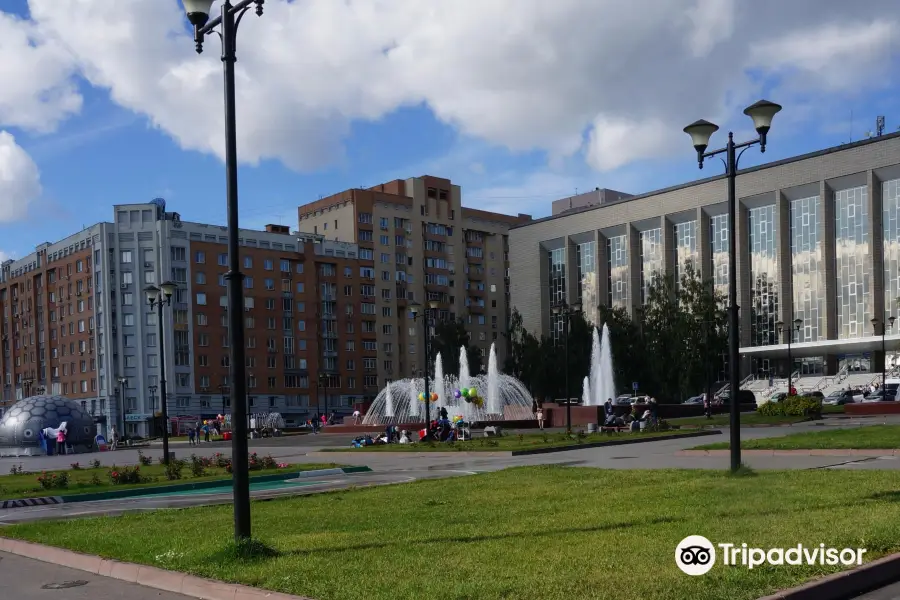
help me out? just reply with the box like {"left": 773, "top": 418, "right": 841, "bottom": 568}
{"left": 862, "top": 388, "right": 897, "bottom": 402}
{"left": 823, "top": 390, "right": 861, "bottom": 405}
{"left": 683, "top": 395, "right": 704, "bottom": 405}
{"left": 806, "top": 391, "right": 825, "bottom": 400}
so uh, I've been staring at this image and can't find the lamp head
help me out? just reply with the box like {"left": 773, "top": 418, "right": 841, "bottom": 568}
{"left": 160, "top": 281, "right": 177, "bottom": 299}
{"left": 683, "top": 119, "right": 719, "bottom": 160}
{"left": 182, "top": 0, "right": 214, "bottom": 27}
{"left": 428, "top": 300, "right": 440, "bottom": 310}
{"left": 793, "top": 318, "right": 802, "bottom": 330}
{"left": 743, "top": 99, "right": 782, "bottom": 136}
{"left": 144, "top": 285, "right": 160, "bottom": 304}
{"left": 775, "top": 320, "right": 784, "bottom": 329}
{"left": 409, "top": 302, "right": 421, "bottom": 317}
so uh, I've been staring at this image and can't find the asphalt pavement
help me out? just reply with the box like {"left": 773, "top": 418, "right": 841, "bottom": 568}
{"left": 0, "top": 551, "right": 193, "bottom": 600}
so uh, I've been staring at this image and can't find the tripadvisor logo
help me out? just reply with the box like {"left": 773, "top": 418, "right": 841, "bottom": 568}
{"left": 675, "top": 536, "right": 867, "bottom": 575}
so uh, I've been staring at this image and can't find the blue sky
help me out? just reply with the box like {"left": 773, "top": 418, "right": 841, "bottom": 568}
{"left": 0, "top": 0, "right": 897, "bottom": 260}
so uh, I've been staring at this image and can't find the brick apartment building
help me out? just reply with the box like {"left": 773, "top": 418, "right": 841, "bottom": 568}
{"left": 0, "top": 199, "right": 363, "bottom": 436}
{"left": 297, "top": 175, "right": 531, "bottom": 386}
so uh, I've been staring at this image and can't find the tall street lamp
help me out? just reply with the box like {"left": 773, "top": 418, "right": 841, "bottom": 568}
{"left": 218, "top": 384, "right": 229, "bottom": 417}
{"left": 180, "top": 0, "right": 264, "bottom": 542}
{"left": 551, "top": 301, "right": 580, "bottom": 434}
{"left": 145, "top": 282, "right": 176, "bottom": 465}
{"left": 317, "top": 372, "right": 328, "bottom": 422}
{"left": 148, "top": 384, "right": 158, "bottom": 434}
{"left": 684, "top": 99, "right": 782, "bottom": 472}
{"left": 871, "top": 316, "right": 896, "bottom": 391}
{"left": 410, "top": 301, "right": 439, "bottom": 428}
{"left": 117, "top": 375, "right": 128, "bottom": 437}
{"left": 776, "top": 318, "right": 802, "bottom": 395}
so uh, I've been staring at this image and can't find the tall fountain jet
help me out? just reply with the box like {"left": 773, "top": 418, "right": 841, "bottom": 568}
{"left": 582, "top": 375, "right": 591, "bottom": 407}
{"left": 589, "top": 327, "right": 602, "bottom": 406}
{"left": 434, "top": 352, "right": 446, "bottom": 414}
{"left": 458, "top": 346, "right": 472, "bottom": 420}
{"left": 598, "top": 323, "right": 617, "bottom": 405}
{"left": 407, "top": 378, "right": 419, "bottom": 419}
{"left": 384, "top": 382, "right": 394, "bottom": 418}
{"left": 487, "top": 343, "right": 501, "bottom": 415}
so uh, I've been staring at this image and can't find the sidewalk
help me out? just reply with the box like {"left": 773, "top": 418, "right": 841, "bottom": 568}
{"left": 0, "top": 551, "right": 192, "bottom": 600}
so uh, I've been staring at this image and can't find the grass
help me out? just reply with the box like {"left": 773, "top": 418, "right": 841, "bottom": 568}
{"left": 322, "top": 429, "right": 701, "bottom": 452}
{"left": 693, "top": 424, "right": 900, "bottom": 450}
{"left": 0, "top": 461, "right": 343, "bottom": 500}
{"left": 3, "top": 467, "right": 900, "bottom": 600}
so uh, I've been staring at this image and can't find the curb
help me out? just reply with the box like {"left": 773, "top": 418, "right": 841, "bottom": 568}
{"left": 677, "top": 449, "right": 898, "bottom": 457}
{"left": 0, "top": 537, "right": 314, "bottom": 600}
{"left": 757, "top": 551, "right": 900, "bottom": 600}
{"left": 0, "top": 466, "right": 371, "bottom": 509}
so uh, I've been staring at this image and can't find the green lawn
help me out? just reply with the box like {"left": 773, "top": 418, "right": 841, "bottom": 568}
{"left": 0, "top": 462, "right": 342, "bottom": 500}
{"left": 323, "top": 429, "right": 702, "bottom": 452}
{"left": 3, "top": 467, "right": 899, "bottom": 600}
{"left": 693, "top": 424, "right": 900, "bottom": 450}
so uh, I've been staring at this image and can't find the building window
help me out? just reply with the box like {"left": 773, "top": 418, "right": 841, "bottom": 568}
{"left": 835, "top": 186, "right": 870, "bottom": 340}
{"left": 749, "top": 204, "right": 779, "bottom": 348}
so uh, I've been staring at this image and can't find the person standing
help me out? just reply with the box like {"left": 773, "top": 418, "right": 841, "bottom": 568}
{"left": 536, "top": 407, "right": 544, "bottom": 430}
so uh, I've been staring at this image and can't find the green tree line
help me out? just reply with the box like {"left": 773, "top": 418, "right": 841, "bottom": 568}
{"left": 503, "top": 266, "right": 728, "bottom": 403}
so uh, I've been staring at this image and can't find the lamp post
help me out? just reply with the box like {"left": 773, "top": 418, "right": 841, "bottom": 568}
{"left": 180, "top": 0, "right": 264, "bottom": 542}
{"left": 218, "top": 384, "right": 229, "bottom": 417}
{"left": 871, "top": 316, "right": 896, "bottom": 391}
{"left": 551, "top": 301, "right": 580, "bottom": 434}
{"left": 116, "top": 375, "right": 128, "bottom": 437}
{"left": 776, "top": 318, "right": 802, "bottom": 395}
{"left": 410, "top": 301, "right": 439, "bottom": 428}
{"left": 317, "top": 373, "right": 327, "bottom": 422}
{"left": 148, "top": 384, "right": 158, "bottom": 435}
{"left": 145, "top": 282, "right": 176, "bottom": 464}
{"left": 683, "top": 99, "right": 782, "bottom": 472}
{"left": 22, "top": 377, "right": 34, "bottom": 398}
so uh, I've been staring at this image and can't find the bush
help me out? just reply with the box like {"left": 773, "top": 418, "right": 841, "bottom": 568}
{"left": 213, "top": 452, "right": 230, "bottom": 469}
{"left": 137, "top": 450, "right": 152, "bottom": 466}
{"left": 9, "top": 464, "right": 24, "bottom": 476}
{"left": 90, "top": 474, "right": 102, "bottom": 486}
{"left": 108, "top": 465, "right": 145, "bottom": 485}
{"left": 757, "top": 396, "right": 822, "bottom": 417}
{"left": 70, "top": 462, "right": 81, "bottom": 470}
{"left": 89, "top": 459, "right": 101, "bottom": 469}
{"left": 36, "top": 471, "right": 69, "bottom": 490}
{"left": 189, "top": 455, "right": 207, "bottom": 477}
{"left": 165, "top": 459, "right": 185, "bottom": 481}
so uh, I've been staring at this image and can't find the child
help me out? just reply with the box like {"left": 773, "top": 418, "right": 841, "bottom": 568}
{"left": 188, "top": 427, "right": 196, "bottom": 447}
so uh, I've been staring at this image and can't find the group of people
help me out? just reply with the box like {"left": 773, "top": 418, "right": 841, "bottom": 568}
{"left": 305, "top": 412, "right": 339, "bottom": 434}
{"left": 532, "top": 398, "right": 660, "bottom": 431}
{"left": 187, "top": 419, "right": 221, "bottom": 446}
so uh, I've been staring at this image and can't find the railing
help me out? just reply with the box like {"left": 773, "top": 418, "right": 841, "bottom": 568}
{"left": 739, "top": 374, "right": 754, "bottom": 388}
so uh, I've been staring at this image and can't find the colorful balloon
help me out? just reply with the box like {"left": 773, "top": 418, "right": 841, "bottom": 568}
{"left": 469, "top": 387, "right": 477, "bottom": 397}
{"left": 418, "top": 392, "right": 426, "bottom": 401}
{"left": 454, "top": 389, "right": 461, "bottom": 399}
{"left": 430, "top": 392, "right": 438, "bottom": 402}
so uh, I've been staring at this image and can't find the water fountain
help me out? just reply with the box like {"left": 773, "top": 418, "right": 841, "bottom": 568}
{"left": 588, "top": 328, "right": 602, "bottom": 406}
{"left": 385, "top": 383, "right": 395, "bottom": 418}
{"left": 362, "top": 342, "right": 535, "bottom": 425}
{"left": 582, "top": 324, "right": 618, "bottom": 406}
{"left": 598, "top": 323, "right": 617, "bottom": 403}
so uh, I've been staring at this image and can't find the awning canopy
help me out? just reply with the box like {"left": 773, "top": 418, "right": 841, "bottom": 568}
{"left": 740, "top": 334, "right": 900, "bottom": 359}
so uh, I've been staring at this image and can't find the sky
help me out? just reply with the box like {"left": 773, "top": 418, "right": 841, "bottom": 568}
{"left": 0, "top": 0, "right": 898, "bottom": 262}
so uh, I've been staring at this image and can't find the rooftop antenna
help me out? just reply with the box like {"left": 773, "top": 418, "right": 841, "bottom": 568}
{"left": 877, "top": 116, "right": 886, "bottom": 136}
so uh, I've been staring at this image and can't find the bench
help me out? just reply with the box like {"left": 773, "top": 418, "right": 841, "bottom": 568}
{"left": 600, "top": 426, "right": 629, "bottom": 435}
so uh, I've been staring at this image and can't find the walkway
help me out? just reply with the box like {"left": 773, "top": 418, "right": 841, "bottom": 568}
{"left": 0, "top": 551, "right": 192, "bottom": 600}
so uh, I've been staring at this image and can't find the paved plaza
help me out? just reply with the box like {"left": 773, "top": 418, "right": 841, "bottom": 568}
{"left": 2, "top": 415, "right": 900, "bottom": 598}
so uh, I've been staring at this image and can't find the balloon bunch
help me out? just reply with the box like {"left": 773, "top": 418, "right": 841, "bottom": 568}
{"left": 417, "top": 392, "right": 439, "bottom": 403}
{"left": 454, "top": 387, "right": 484, "bottom": 408}
{"left": 452, "top": 415, "right": 464, "bottom": 424}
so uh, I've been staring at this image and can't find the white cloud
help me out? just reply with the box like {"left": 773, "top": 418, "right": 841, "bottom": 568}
{"left": 0, "top": 131, "right": 42, "bottom": 223}
{"left": 0, "top": 0, "right": 897, "bottom": 176}
{"left": 0, "top": 11, "right": 81, "bottom": 132}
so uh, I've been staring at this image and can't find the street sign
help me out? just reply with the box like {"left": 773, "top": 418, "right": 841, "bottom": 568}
{"left": 632, "top": 381, "right": 639, "bottom": 391}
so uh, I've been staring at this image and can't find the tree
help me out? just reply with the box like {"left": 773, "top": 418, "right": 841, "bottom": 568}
{"left": 430, "top": 317, "right": 483, "bottom": 377}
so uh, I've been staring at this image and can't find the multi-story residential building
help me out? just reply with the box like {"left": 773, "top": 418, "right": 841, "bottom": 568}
{"left": 297, "top": 175, "right": 531, "bottom": 388}
{"left": 0, "top": 199, "right": 362, "bottom": 435}
{"left": 508, "top": 131, "right": 900, "bottom": 384}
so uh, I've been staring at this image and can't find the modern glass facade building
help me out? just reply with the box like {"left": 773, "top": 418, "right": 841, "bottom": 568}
{"left": 509, "top": 132, "right": 900, "bottom": 380}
